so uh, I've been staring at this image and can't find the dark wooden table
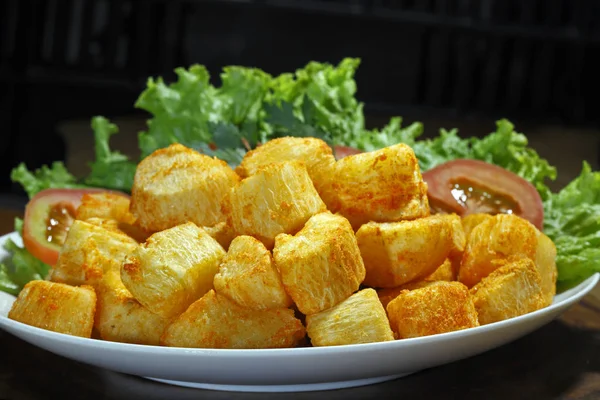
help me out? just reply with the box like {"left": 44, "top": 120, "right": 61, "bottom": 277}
{"left": 1, "top": 204, "right": 599, "bottom": 400}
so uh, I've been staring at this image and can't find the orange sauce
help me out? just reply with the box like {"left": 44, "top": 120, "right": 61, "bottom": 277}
{"left": 450, "top": 178, "right": 520, "bottom": 216}
{"left": 45, "top": 202, "right": 76, "bottom": 246}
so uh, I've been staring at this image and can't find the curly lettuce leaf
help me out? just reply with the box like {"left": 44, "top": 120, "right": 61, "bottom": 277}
{"left": 84, "top": 117, "right": 137, "bottom": 192}
{"left": 265, "top": 98, "right": 333, "bottom": 146}
{"left": 136, "top": 65, "right": 217, "bottom": 157}
{"left": 410, "top": 128, "right": 473, "bottom": 171}
{"left": 338, "top": 117, "right": 424, "bottom": 153}
{"left": 135, "top": 65, "right": 271, "bottom": 160}
{"left": 197, "top": 143, "right": 247, "bottom": 170}
{"left": 471, "top": 119, "right": 557, "bottom": 196}
{"left": 0, "top": 222, "right": 50, "bottom": 295}
{"left": 14, "top": 218, "right": 23, "bottom": 236}
{"left": 0, "top": 264, "right": 20, "bottom": 295}
{"left": 267, "top": 58, "right": 364, "bottom": 146}
{"left": 543, "top": 162, "right": 600, "bottom": 288}
{"left": 11, "top": 161, "right": 86, "bottom": 199}
{"left": 133, "top": 58, "right": 365, "bottom": 165}
{"left": 219, "top": 66, "right": 271, "bottom": 127}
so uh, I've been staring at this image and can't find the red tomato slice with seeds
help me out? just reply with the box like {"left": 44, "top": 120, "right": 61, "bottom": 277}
{"left": 422, "top": 159, "right": 544, "bottom": 230}
{"left": 22, "top": 188, "right": 129, "bottom": 266}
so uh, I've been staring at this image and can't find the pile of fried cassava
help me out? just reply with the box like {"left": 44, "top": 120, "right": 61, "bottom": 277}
{"left": 8, "top": 137, "right": 556, "bottom": 348}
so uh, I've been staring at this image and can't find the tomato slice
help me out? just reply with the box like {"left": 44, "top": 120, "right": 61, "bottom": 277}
{"left": 334, "top": 145, "right": 362, "bottom": 160}
{"left": 22, "top": 188, "right": 129, "bottom": 266}
{"left": 422, "top": 159, "right": 544, "bottom": 230}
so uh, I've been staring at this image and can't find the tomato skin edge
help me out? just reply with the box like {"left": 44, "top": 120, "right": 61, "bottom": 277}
{"left": 22, "top": 227, "right": 61, "bottom": 266}
{"left": 422, "top": 159, "right": 544, "bottom": 230}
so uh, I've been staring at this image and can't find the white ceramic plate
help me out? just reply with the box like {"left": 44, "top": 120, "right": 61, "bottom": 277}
{"left": 0, "top": 232, "right": 597, "bottom": 392}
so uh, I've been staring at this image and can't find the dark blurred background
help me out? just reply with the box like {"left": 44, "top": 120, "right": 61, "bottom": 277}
{"left": 1, "top": 0, "right": 600, "bottom": 197}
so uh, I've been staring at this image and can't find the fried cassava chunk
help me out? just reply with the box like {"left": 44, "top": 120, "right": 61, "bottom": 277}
{"left": 214, "top": 235, "right": 292, "bottom": 310}
{"left": 326, "top": 143, "right": 430, "bottom": 228}
{"left": 440, "top": 213, "right": 467, "bottom": 259}
{"left": 226, "top": 161, "right": 326, "bottom": 249}
{"left": 377, "top": 282, "right": 436, "bottom": 309}
{"left": 377, "top": 286, "right": 405, "bottom": 310}
{"left": 387, "top": 281, "right": 479, "bottom": 338}
{"left": 161, "top": 290, "right": 305, "bottom": 349}
{"left": 76, "top": 192, "right": 136, "bottom": 225}
{"left": 9, "top": 280, "right": 96, "bottom": 338}
{"left": 535, "top": 232, "right": 558, "bottom": 307}
{"left": 461, "top": 213, "right": 493, "bottom": 239}
{"left": 130, "top": 143, "right": 239, "bottom": 232}
{"left": 306, "top": 289, "right": 394, "bottom": 346}
{"left": 459, "top": 214, "right": 539, "bottom": 288}
{"left": 377, "top": 256, "right": 459, "bottom": 309}
{"left": 50, "top": 219, "right": 138, "bottom": 287}
{"left": 424, "top": 258, "right": 457, "bottom": 282}
{"left": 356, "top": 214, "right": 464, "bottom": 288}
{"left": 273, "top": 212, "right": 365, "bottom": 315}
{"left": 235, "top": 136, "right": 335, "bottom": 196}
{"left": 202, "top": 221, "right": 236, "bottom": 251}
{"left": 95, "top": 268, "right": 171, "bottom": 345}
{"left": 470, "top": 258, "right": 546, "bottom": 325}
{"left": 121, "top": 222, "right": 226, "bottom": 319}
{"left": 81, "top": 216, "right": 150, "bottom": 244}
